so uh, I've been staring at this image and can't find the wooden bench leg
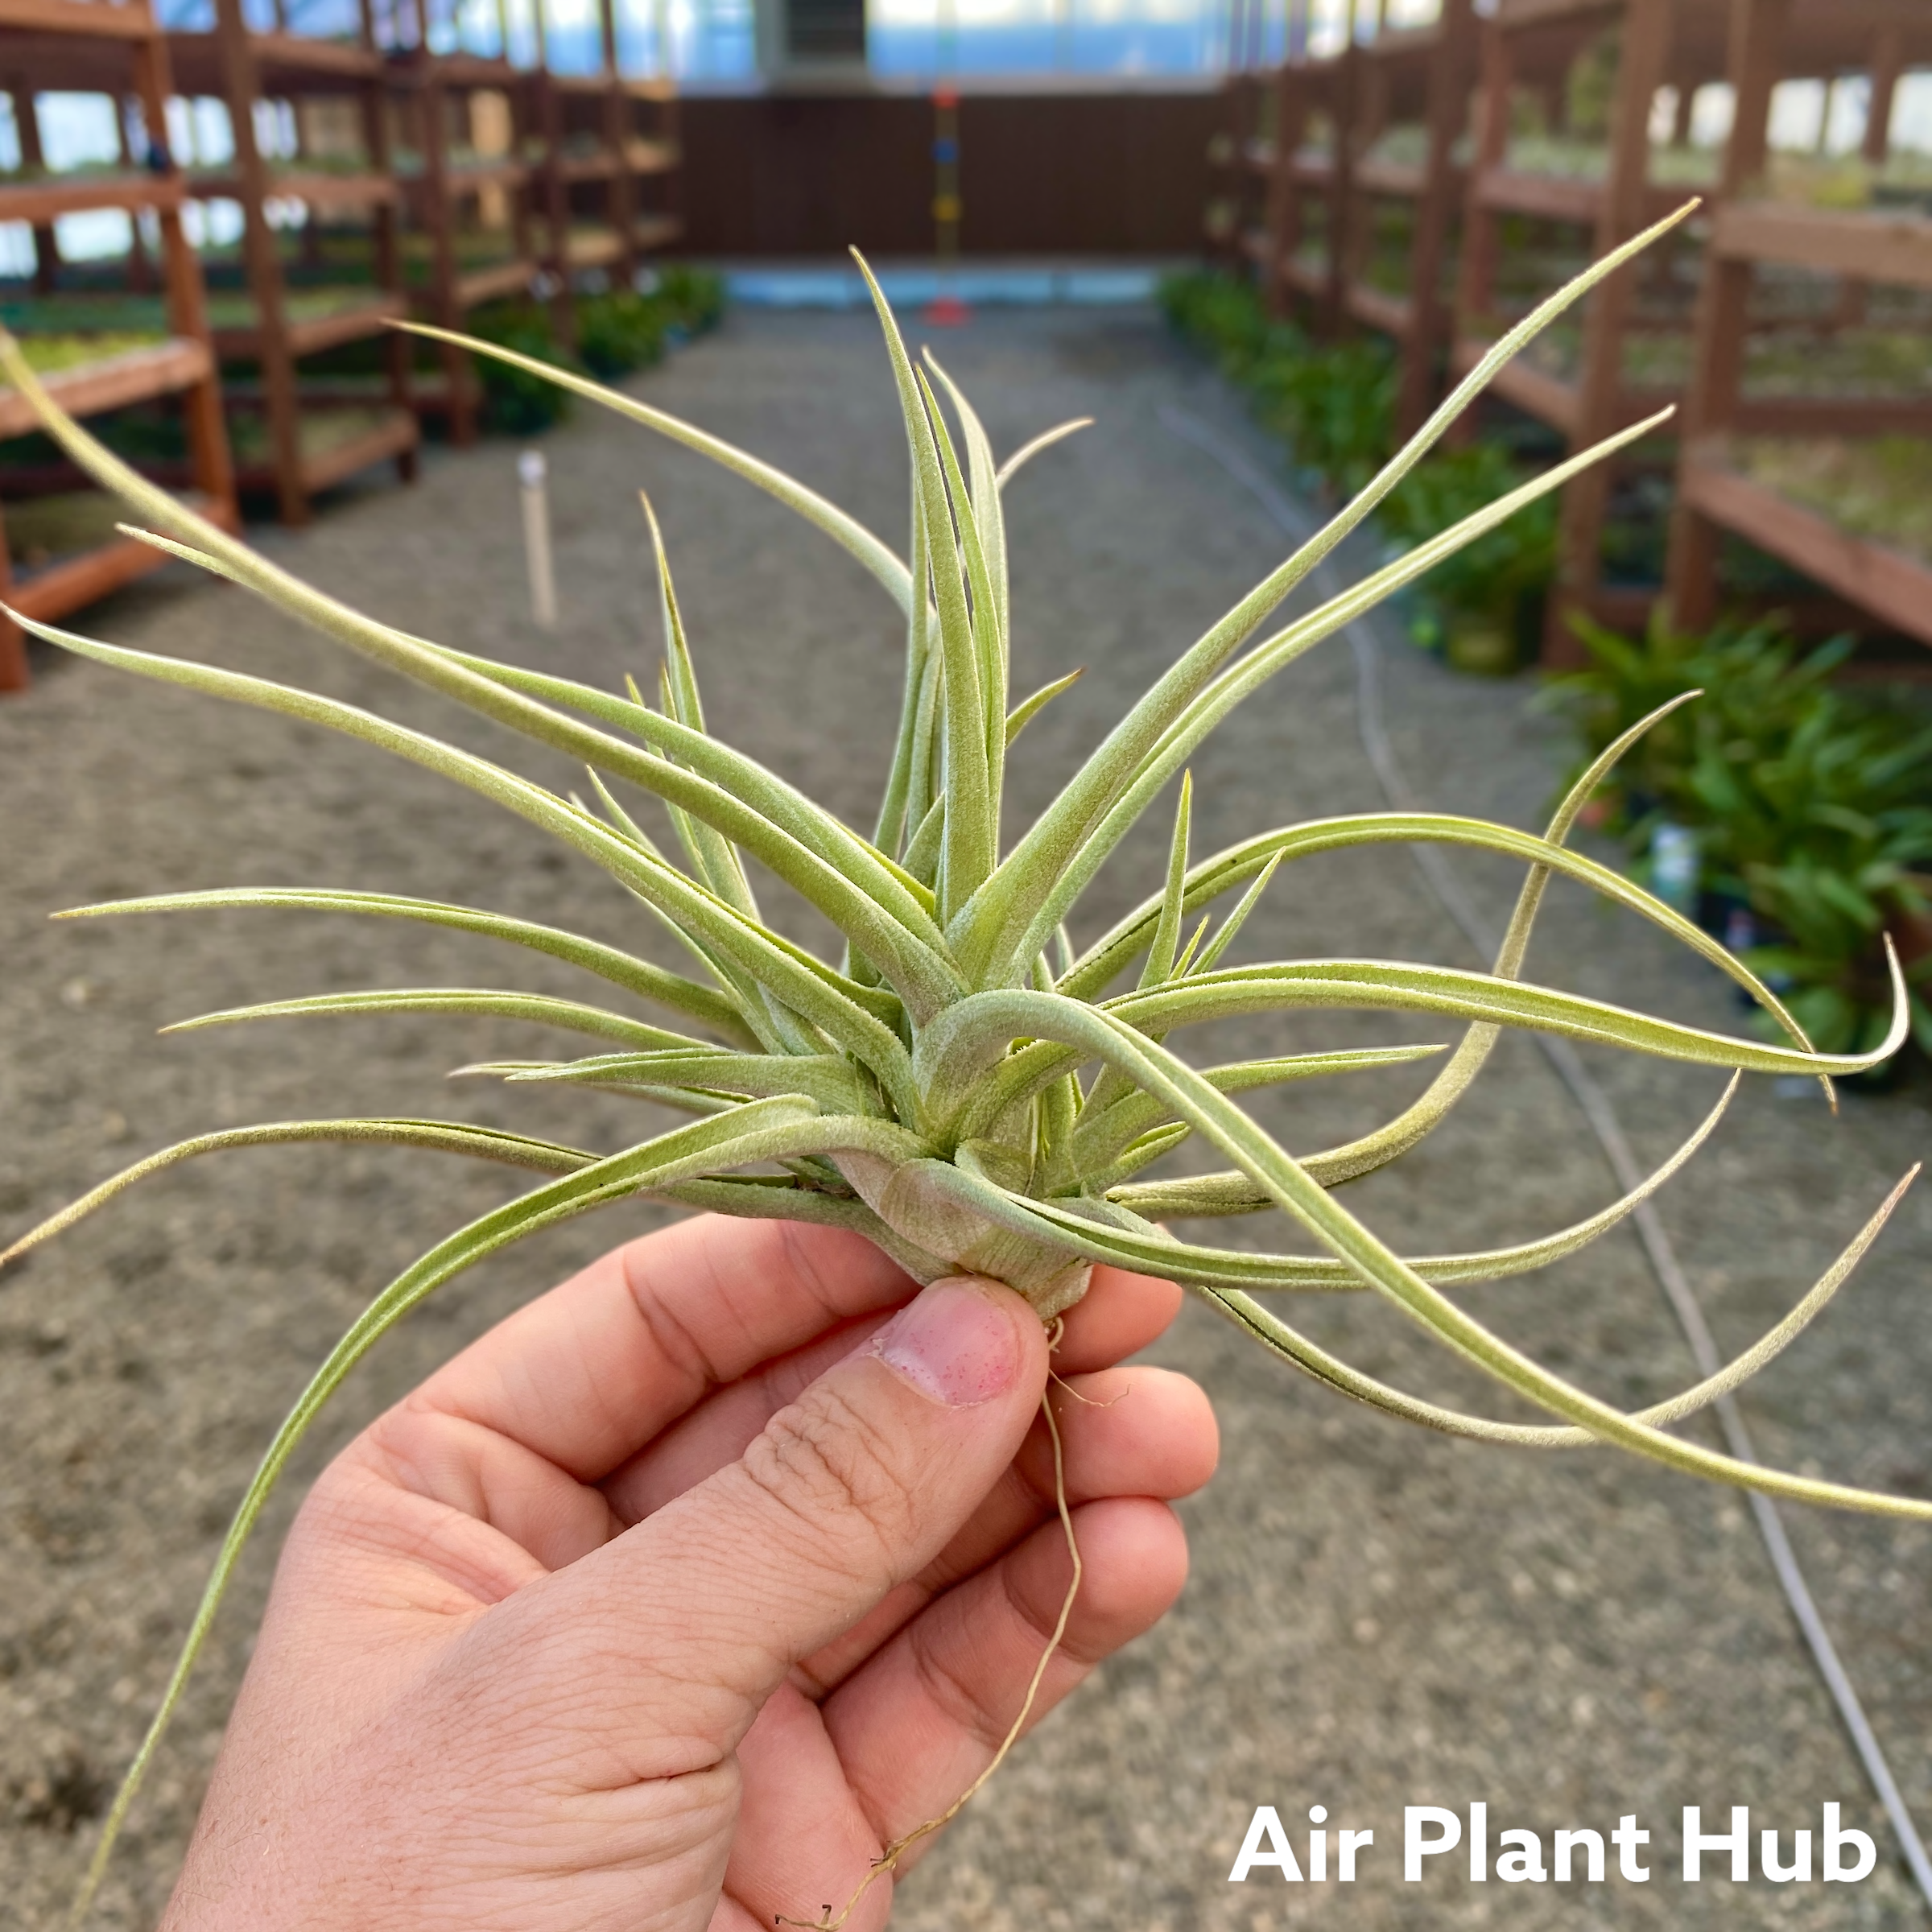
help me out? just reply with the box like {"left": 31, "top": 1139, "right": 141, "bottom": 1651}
{"left": 0, "top": 504, "right": 23, "bottom": 692}
{"left": 0, "top": 613, "right": 27, "bottom": 694}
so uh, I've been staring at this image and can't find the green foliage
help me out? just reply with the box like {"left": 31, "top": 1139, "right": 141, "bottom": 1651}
{"left": 459, "top": 272, "right": 724, "bottom": 423}
{"left": 1383, "top": 442, "right": 1558, "bottom": 628}
{"left": 1565, "top": 27, "right": 1621, "bottom": 142}
{"left": 1545, "top": 609, "right": 1839, "bottom": 844}
{"left": 575, "top": 288, "right": 669, "bottom": 382}
{"left": 466, "top": 300, "right": 579, "bottom": 435}
{"left": 1158, "top": 272, "right": 1398, "bottom": 496}
{"left": 1248, "top": 335, "right": 1397, "bottom": 500}
{"left": 651, "top": 263, "right": 727, "bottom": 336}
{"left": 1162, "top": 274, "right": 1555, "bottom": 657}
{"left": 1158, "top": 268, "right": 1275, "bottom": 376}
{"left": 1545, "top": 609, "right": 1932, "bottom": 1055}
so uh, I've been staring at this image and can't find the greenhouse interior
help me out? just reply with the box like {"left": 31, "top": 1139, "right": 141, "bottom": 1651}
{"left": 3, "top": 0, "right": 1932, "bottom": 1927}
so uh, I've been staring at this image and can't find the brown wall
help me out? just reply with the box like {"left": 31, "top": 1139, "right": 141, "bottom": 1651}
{"left": 677, "top": 91, "right": 1217, "bottom": 256}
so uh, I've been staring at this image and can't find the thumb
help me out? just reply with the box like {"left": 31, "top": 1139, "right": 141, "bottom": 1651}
{"left": 491, "top": 1275, "right": 1049, "bottom": 1774}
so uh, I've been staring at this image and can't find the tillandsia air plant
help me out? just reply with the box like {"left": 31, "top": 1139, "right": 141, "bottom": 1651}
{"left": 3, "top": 208, "right": 1929, "bottom": 1921}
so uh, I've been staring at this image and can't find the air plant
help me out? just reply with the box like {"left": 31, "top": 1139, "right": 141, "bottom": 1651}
{"left": 2, "top": 209, "right": 1926, "bottom": 1923}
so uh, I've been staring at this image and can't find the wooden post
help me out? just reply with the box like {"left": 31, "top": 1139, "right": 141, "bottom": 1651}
{"left": 1397, "top": 0, "right": 1475, "bottom": 437}
{"left": 114, "top": 91, "right": 154, "bottom": 294}
{"left": 1663, "top": 0, "right": 1790, "bottom": 634}
{"left": 1546, "top": 0, "right": 1673, "bottom": 661}
{"left": 416, "top": 73, "right": 473, "bottom": 440}
{"left": 510, "top": 70, "right": 537, "bottom": 285}
{"left": 657, "top": 77, "right": 680, "bottom": 255}
{"left": 0, "top": 501, "right": 21, "bottom": 690}
{"left": 354, "top": 2, "right": 418, "bottom": 473}
{"left": 1669, "top": 74, "right": 1693, "bottom": 148}
{"left": 213, "top": 0, "right": 308, "bottom": 523}
{"left": 1832, "top": 25, "right": 1903, "bottom": 328}
{"left": 130, "top": 19, "right": 234, "bottom": 527}
{"left": 1452, "top": 10, "right": 1508, "bottom": 349}
{"left": 1259, "top": 64, "right": 1297, "bottom": 312}
{"left": 1447, "top": 7, "right": 1509, "bottom": 445}
{"left": 1266, "top": 59, "right": 1310, "bottom": 320}
{"left": 10, "top": 84, "right": 58, "bottom": 292}
{"left": 1319, "top": 45, "right": 1356, "bottom": 338}
{"left": 530, "top": 0, "right": 575, "bottom": 346}
{"left": 600, "top": 0, "right": 634, "bottom": 283}
{"left": 1864, "top": 26, "right": 1903, "bottom": 164}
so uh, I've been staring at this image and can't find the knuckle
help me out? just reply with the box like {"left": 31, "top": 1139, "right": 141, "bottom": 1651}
{"left": 741, "top": 1382, "right": 923, "bottom": 1563}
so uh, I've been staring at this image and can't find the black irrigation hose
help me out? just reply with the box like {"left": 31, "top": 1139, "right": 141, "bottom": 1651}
{"left": 1158, "top": 401, "right": 1932, "bottom": 1911}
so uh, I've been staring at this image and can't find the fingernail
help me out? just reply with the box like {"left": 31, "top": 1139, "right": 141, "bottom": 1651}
{"left": 867, "top": 1278, "right": 1024, "bottom": 1407}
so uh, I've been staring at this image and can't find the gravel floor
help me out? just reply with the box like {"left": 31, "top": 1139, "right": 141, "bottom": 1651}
{"left": 2, "top": 303, "right": 1929, "bottom": 1930}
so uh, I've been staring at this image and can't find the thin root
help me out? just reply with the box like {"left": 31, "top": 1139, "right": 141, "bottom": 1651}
{"left": 778, "top": 1389, "right": 1083, "bottom": 1932}
{"left": 1050, "top": 1371, "right": 1125, "bottom": 1409}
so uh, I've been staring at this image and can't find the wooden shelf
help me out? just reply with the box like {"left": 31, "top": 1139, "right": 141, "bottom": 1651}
{"left": 0, "top": 0, "right": 154, "bottom": 41}
{"left": 0, "top": 336, "right": 209, "bottom": 440}
{"left": 452, "top": 256, "right": 538, "bottom": 305}
{"left": 211, "top": 289, "right": 407, "bottom": 358}
{"left": 621, "top": 137, "right": 678, "bottom": 174}
{"left": 560, "top": 224, "right": 625, "bottom": 269}
{"left": 166, "top": 27, "right": 378, "bottom": 88}
{"left": 395, "top": 49, "right": 522, "bottom": 88}
{"left": 630, "top": 212, "right": 681, "bottom": 251}
{"left": 188, "top": 167, "right": 398, "bottom": 214}
{"left": 1344, "top": 282, "right": 1414, "bottom": 340}
{"left": 1712, "top": 200, "right": 1932, "bottom": 291}
{"left": 1680, "top": 439, "right": 1932, "bottom": 647}
{"left": 619, "top": 76, "right": 675, "bottom": 101}
{"left": 1364, "top": 21, "right": 1447, "bottom": 61}
{"left": 0, "top": 0, "right": 237, "bottom": 690}
{"left": 229, "top": 402, "right": 417, "bottom": 496}
{"left": 1452, "top": 332, "right": 1584, "bottom": 434}
{"left": 1454, "top": 329, "right": 1932, "bottom": 441}
{"left": 1449, "top": 332, "right": 1687, "bottom": 437}
{"left": 556, "top": 148, "right": 622, "bottom": 184}
{"left": 1472, "top": 166, "right": 1601, "bottom": 225}
{"left": 6, "top": 490, "right": 237, "bottom": 626}
{"left": 431, "top": 156, "right": 531, "bottom": 194}
{"left": 0, "top": 170, "right": 181, "bottom": 224}
{"left": 1281, "top": 254, "right": 1327, "bottom": 299}
{"left": 1355, "top": 155, "right": 1429, "bottom": 199}
{"left": 1496, "top": 0, "right": 1624, "bottom": 25}
{"left": 299, "top": 404, "right": 415, "bottom": 493}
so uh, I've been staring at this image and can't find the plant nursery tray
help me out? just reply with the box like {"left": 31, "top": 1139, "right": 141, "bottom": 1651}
{"left": 0, "top": 335, "right": 208, "bottom": 440}
{"left": 0, "top": 170, "right": 184, "bottom": 225}
{"left": 1682, "top": 435, "right": 1932, "bottom": 647}
{"left": 208, "top": 286, "right": 408, "bottom": 357}
{"left": 1, "top": 487, "right": 234, "bottom": 627}
{"left": 227, "top": 402, "right": 416, "bottom": 494}
{"left": 188, "top": 167, "right": 398, "bottom": 216}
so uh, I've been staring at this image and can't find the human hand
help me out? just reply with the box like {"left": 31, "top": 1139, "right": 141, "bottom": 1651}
{"left": 159, "top": 1216, "right": 1217, "bottom": 1932}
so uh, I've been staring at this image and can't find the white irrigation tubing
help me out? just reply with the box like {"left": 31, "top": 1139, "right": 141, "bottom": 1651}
{"left": 1158, "top": 401, "right": 1932, "bottom": 1910}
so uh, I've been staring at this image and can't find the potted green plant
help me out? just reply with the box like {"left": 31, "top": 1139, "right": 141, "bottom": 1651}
{"left": 1383, "top": 443, "right": 1557, "bottom": 674}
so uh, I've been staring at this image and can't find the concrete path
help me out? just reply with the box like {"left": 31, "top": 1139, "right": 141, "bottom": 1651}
{"left": 2, "top": 303, "right": 1927, "bottom": 1929}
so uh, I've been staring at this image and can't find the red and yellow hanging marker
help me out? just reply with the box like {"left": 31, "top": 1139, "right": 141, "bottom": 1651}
{"left": 926, "top": 86, "right": 969, "bottom": 325}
